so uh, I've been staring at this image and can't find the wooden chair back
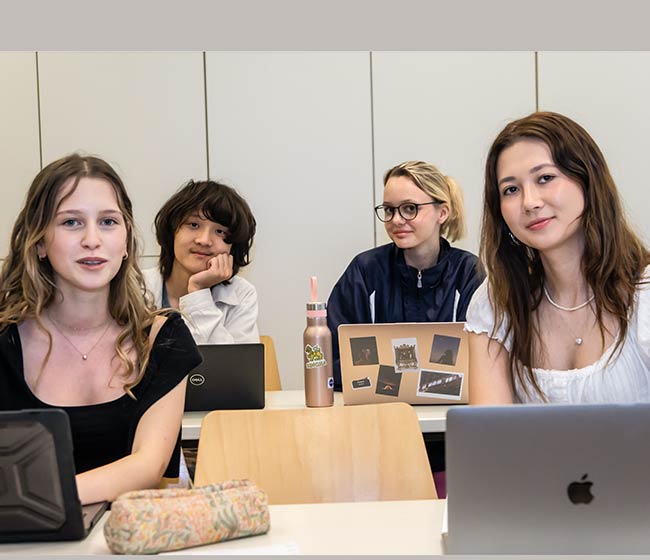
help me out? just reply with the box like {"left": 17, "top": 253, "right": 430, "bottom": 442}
{"left": 194, "top": 402, "right": 437, "bottom": 504}
{"left": 260, "top": 335, "right": 281, "bottom": 390}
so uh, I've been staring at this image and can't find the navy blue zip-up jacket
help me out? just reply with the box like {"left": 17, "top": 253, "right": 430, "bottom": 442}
{"left": 327, "top": 238, "right": 484, "bottom": 390}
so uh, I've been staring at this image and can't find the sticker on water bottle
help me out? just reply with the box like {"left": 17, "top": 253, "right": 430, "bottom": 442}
{"left": 327, "top": 377, "right": 334, "bottom": 389}
{"left": 304, "top": 344, "right": 327, "bottom": 369}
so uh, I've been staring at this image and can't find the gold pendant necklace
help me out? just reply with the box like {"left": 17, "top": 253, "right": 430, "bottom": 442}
{"left": 47, "top": 312, "right": 112, "bottom": 360}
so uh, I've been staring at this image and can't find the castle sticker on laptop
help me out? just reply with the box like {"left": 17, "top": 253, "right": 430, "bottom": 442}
{"left": 338, "top": 322, "right": 468, "bottom": 405}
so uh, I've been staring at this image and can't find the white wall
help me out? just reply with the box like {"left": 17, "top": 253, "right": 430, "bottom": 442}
{"left": 538, "top": 51, "right": 650, "bottom": 246}
{"left": 372, "top": 52, "right": 535, "bottom": 254}
{"left": 38, "top": 52, "right": 207, "bottom": 253}
{"left": 1, "top": 51, "right": 648, "bottom": 388}
{"left": 205, "top": 52, "right": 374, "bottom": 385}
{"left": 0, "top": 52, "right": 40, "bottom": 258}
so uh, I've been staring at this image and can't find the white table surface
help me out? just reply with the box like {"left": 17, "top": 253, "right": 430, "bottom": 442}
{"left": 0, "top": 499, "right": 446, "bottom": 555}
{"left": 2, "top": 498, "right": 646, "bottom": 557}
{"left": 182, "top": 389, "right": 455, "bottom": 440}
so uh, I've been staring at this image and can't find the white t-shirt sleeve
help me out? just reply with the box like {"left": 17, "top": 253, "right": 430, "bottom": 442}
{"left": 463, "top": 278, "right": 512, "bottom": 352}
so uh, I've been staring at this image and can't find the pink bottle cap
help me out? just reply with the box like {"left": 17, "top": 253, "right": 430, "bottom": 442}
{"left": 307, "top": 276, "right": 327, "bottom": 317}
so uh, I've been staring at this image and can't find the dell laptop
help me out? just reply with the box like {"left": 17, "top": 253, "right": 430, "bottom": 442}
{"left": 185, "top": 343, "right": 265, "bottom": 411}
{"left": 445, "top": 403, "right": 650, "bottom": 554}
{"left": 0, "top": 409, "right": 108, "bottom": 543}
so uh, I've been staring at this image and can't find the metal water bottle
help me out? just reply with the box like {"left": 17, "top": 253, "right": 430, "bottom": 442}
{"left": 303, "top": 276, "right": 334, "bottom": 407}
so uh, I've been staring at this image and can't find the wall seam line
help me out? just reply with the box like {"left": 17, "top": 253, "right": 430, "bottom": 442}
{"left": 369, "top": 51, "right": 377, "bottom": 248}
{"left": 535, "top": 51, "right": 540, "bottom": 111}
{"left": 35, "top": 52, "right": 43, "bottom": 169}
{"left": 203, "top": 51, "right": 210, "bottom": 179}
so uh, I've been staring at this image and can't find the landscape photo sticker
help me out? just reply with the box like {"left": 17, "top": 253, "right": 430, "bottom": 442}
{"left": 375, "top": 365, "right": 402, "bottom": 397}
{"left": 349, "top": 336, "right": 379, "bottom": 366}
{"left": 429, "top": 334, "right": 461, "bottom": 366}
{"left": 416, "top": 369, "right": 464, "bottom": 400}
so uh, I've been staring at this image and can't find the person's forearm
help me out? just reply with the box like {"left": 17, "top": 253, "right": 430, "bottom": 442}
{"left": 75, "top": 451, "right": 167, "bottom": 504}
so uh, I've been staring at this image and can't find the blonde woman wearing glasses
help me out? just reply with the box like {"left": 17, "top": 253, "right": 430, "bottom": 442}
{"left": 327, "top": 160, "right": 484, "bottom": 392}
{"left": 326, "top": 160, "right": 483, "bottom": 494}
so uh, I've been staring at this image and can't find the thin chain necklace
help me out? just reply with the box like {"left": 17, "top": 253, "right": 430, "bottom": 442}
{"left": 47, "top": 311, "right": 112, "bottom": 361}
{"left": 543, "top": 285, "right": 595, "bottom": 312}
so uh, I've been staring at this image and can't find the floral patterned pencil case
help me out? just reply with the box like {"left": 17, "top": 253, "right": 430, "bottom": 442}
{"left": 103, "top": 479, "right": 270, "bottom": 554}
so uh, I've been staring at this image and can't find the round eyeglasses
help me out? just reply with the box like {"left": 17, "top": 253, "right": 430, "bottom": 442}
{"left": 374, "top": 201, "right": 440, "bottom": 223}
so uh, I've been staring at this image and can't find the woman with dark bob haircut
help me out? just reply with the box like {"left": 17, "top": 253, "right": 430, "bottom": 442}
{"left": 0, "top": 154, "right": 201, "bottom": 503}
{"left": 142, "top": 179, "right": 259, "bottom": 343}
{"left": 466, "top": 111, "right": 650, "bottom": 404}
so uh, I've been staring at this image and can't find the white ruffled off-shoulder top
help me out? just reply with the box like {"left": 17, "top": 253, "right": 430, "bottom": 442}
{"left": 464, "top": 270, "right": 650, "bottom": 404}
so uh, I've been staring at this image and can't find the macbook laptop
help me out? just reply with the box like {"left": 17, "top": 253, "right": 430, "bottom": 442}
{"left": 185, "top": 343, "right": 265, "bottom": 412}
{"left": 445, "top": 403, "right": 650, "bottom": 554}
{"left": 0, "top": 408, "right": 108, "bottom": 543}
{"left": 338, "top": 322, "right": 468, "bottom": 405}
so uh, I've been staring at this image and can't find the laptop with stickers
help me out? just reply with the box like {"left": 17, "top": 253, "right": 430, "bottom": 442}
{"left": 337, "top": 322, "right": 468, "bottom": 405}
{"left": 0, "top": 408, "right": 108, "bottom": 543}
{"left": 184, "top": 343, "right": 265, "bottom": 412}
{"left": 445, "top": 403, "right": 650, "bottom": 554}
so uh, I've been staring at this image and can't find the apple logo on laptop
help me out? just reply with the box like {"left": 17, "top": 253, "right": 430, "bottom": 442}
{"left": 567, "top": 473, "right": 594, "bottom": 504}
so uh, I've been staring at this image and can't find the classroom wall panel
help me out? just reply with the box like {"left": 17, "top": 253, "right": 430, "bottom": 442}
{"left": 372, "top": 52, "right": 536, "bottom": 255}
{"left": 206, "top": 52, "right": 374, "bottom": 389}
{"left": 0, "top": 52, "right": 40, "bottom": 258}
{"left": 538, "top": 52, "right": 650, "bottom": 245}
{"left": 37, "top": 52, "right": 207, "bottom": 254}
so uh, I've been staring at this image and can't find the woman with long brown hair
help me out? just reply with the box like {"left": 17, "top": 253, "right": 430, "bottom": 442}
{"left": 0, "top": 154, "right": 201, "bottom": 503}
{"left": 468, "top": 111, "right": 650, "bottom": 403}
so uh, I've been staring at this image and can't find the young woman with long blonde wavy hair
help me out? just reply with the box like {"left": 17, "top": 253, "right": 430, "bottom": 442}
{"left": 0, "top": 154, "right": 201, "bottom": 503}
